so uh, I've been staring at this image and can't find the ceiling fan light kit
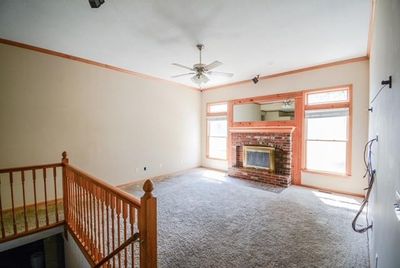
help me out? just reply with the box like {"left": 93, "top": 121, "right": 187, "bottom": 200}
{"left": 171, "top": 44, "right": 233, "bottom": 85}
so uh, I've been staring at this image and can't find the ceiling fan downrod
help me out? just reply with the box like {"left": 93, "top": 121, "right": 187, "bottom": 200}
{"left": 197, "top": 44, "right": 204, "bottom": 65}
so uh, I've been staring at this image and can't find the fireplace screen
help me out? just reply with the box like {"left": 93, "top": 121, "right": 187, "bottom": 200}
{"left": 243, "top": 146, "right": 275, "bottom": 171}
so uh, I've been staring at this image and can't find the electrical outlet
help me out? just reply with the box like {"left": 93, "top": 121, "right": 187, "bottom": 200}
{"left": 375, "top": 134, "right": 379, "bottom": 142}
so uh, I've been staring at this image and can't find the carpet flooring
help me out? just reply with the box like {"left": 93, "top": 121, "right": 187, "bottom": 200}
{"left": 1, "top": 201, "right": 64, "bottom": 239}
{"left": 122, "top": 168, "right": 369, "bottom": 268}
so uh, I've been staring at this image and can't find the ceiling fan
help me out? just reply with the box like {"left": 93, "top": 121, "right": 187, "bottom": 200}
{"left": 171, "top": 44, "right": 233, "bottom": 85}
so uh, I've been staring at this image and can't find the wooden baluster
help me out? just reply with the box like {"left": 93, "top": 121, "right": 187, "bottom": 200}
{"left": 9, "top": 172, "right": 17, "bottom": 234}
{"left": 76, "top": 175, "right": 81, "bottom": 236}
{"left": 123, "top": 202, "right": 128, "bottom": 268}
{"left": 0, "top": 177, "right": 5, "bottom": 238}
{"left": 65, "top": 170, "right": 69, "bottom": 224}
{"left": 105, "top": 192, "right": 110, "bottom": 266}
{"left": 85, "top": 179, "right": 90, "bottom": 251}
{"left": 116, "top": 198, "right": 122, "bottom": 268}
{"left": 101, "top": 188, "right": 105, "bottom": 261}
{"left": 80, "top": 177, "right": 85, "bottom": 244}
{"left": 43, "top": 168, "right": 49, "bottom": 226}
{"left": 82, "top": 178, "right": 87, "bottom": 248}
{"left": 62, "top": 152, "right": 69, "bottom": 233}
{"left": 76, "top": 176, "right": 79, "bottom": 231}
{"left": 73, "top": 173, "right": 76, "bottom": 228}
{"left": 21, "top": 171, "right": 28, "bottom": 231}
{"left": 53, "top": 167, "right": 59, "bottom": 222}
{"left": 89, "top": 182, "right": 93, "bottom": 257}
{"left": 79, "top": 176, "right": 84, "bottom": 236}
{"left": 139, "top": 180, "right": 157, "bottom": 268}
{"left": 111, "top": 195, "right": 116, "bottom": 268}
{"left": 75, "top": 174, "right": 78, "bottom": 231}
{"left": 70, "top": 172, "right": 74, "bottom": 230}
{"left": 97, "top": 187, "right": 101, "bottom": 260}
{"left": 33, "top": 170, "right": 39, "bottom": 228}
{"left": 67, "top": 171, "right": 72, "bottom": 225}
{"left": 88, "top": 179, "right": 96, "bottom": 256}
{"left": 74, "top": 175, "right": 79, "bottom": 234}
{"left": 83, "top": 179, "right": 90, "bottom": 253}
{"left": 69, "top": 172, "right": 72, "bottom": 228}
{"left": 130, "top": 205, "right": 135, "bottom": 267}
{"left": 93, "top": 184, "right": 98, "bottom": 260}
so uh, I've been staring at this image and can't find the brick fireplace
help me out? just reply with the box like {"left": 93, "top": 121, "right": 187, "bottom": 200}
{"left": 228, "top": 128, "right": 294, "bottom": 187}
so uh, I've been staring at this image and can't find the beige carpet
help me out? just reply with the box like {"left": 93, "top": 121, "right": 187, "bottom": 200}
{"left": 122, "top": 168, "right": 369, "bottom": 268}
{"left": 1, "top": 201, "right": 64, "bottom": 239}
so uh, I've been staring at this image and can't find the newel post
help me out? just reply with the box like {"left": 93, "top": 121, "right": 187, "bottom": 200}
{"left": 61, "top": 151, "right": 69, "bottom": 239}
{"left": 139, "top": 179, "right": 157, "bottom": 268}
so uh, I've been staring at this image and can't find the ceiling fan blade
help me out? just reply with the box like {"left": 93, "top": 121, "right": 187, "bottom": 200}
{"left": 171, "top": 72, "right": 195, "bottom": 78}
{"left": 207, "top": 71, "right": 234, "bottom": 77}
{"left": 204, "top": 60, "right": 222, "bottom": 71}
{"left": 172, "top": 63, "right": 194, "bottom": 71}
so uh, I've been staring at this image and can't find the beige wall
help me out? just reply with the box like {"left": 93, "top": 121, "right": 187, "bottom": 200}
{"left": 0, "top": 43, "right": 201, "bottom": 208}
{"left": 64, "top": 232, "right": 91, "bottom": 268}
{"left": 202, "top": 60, "right": 369, "bottom": 195}
{"left": 0, "top": 41, "right": 370, "bottom": 204}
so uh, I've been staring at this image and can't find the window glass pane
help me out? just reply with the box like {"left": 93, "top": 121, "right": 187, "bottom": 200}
{"left": 209, "top": 137, "right": 227, "bottom": 159}
{"left": 306, "top": 113, "right": 348, "bottom": 140}
{"left": 306, "top": 141, "right": 346, "bottom": 173}
{"left": 307, "top": 89, "right": 348, "bottom": 105}
{"left": 209, "top": 103, "right": 228, "bottom": 113}
{"left": 209, "top": 119, "right": 227, "bottom": 137}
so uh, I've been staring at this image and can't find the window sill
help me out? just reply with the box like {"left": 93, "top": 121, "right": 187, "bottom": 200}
{"left": 301, "top": 169, "right": 351, "bottom": 178}
{"left": 206, "top": 157, "right": 227, "bottom": 161}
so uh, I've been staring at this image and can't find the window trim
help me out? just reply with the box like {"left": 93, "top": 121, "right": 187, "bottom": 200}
{"left": 206, "top": 102, "right": 228, "bottom": 161}
{"left": 303, "top": 86, "right": 352, "bottom": 176}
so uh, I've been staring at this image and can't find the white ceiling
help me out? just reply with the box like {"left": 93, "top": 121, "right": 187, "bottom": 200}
{"left": 0, "top": 0, "right": 371, "bottom": 89}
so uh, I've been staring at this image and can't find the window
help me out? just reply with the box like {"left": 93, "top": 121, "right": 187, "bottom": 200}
{"left": 304, "top": 87, "right": 351, "bottom": 175}
{"left": 208, "top": 103, "right": 228, "bottom": 114}
{"left": 207, "top": 103, "right": 228, "bottom": 160}
{"left": 306, "top": 89, "right": 349, "bottom": 105}
{"left": 207, "top": 118, "right": 227, "bottom": 159}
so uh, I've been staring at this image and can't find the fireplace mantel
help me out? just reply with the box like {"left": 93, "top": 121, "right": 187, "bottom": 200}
{"left": 229, "top": 126, "right": 295, "bottom": 134}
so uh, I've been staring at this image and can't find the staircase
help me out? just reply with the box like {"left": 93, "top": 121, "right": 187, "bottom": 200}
{"left": 0, "top": 152, "right": 157, "bottom": 268}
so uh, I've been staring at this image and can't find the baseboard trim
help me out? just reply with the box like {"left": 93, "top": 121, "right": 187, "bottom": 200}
{"left": 298, "top": 184, "right": 365, "bottom": 198}
{"left": 199, "top": 166, "right": 228, "bottom": 173}
{"left": 116, "top": 166, "right": 201, "bottom": 189}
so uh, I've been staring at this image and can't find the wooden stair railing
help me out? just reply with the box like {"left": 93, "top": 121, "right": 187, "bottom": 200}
{"left": 0, "top": 152, "right": 157, "bottom": 268}
{"left": 0, "top": 162, "right": 64, "bottom": 242}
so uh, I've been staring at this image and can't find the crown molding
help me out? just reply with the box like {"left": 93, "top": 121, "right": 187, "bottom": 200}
{"left": 0, "top": 38, "right": 200, "bottom": 92}
{"left": 202, "top": 56, "right": 369, "bottom": 92}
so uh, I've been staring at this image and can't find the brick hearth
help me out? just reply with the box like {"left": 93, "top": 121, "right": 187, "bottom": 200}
{"left": 228, "top": 131, "right": 293, "bottom": 187}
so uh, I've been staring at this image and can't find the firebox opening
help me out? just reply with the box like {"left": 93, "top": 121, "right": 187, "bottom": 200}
{"left": 243, "top": 146, "right": 275, "bottom": 172}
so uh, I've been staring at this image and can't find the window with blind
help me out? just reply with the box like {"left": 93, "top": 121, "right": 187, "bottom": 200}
{"left": 207, "top": 103, "right": 228, "bottom": 160}
{"left": 304, "top": 87, "right": 351, "bottom": 175}
{"left": 207, "top": 118, "right": 227, "bottom": 159}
